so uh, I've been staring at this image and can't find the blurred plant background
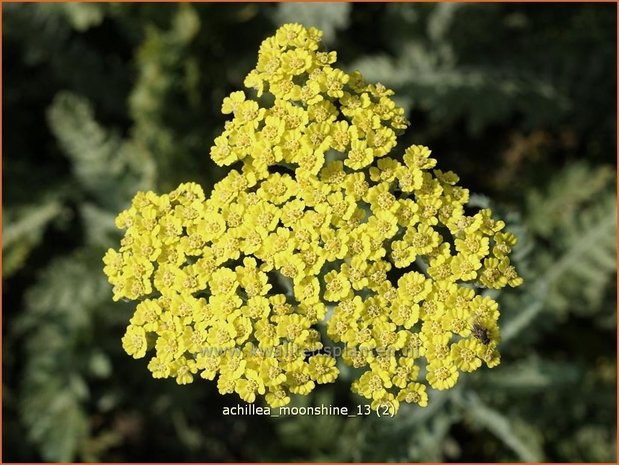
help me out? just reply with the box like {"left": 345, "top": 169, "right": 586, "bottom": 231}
{"left": 3, "top": 3, "right": 616, "bottom": 462}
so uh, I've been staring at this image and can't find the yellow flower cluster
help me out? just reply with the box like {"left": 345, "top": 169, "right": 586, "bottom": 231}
{"left": 103, "top": 23, "right": 522, "bottom": 413}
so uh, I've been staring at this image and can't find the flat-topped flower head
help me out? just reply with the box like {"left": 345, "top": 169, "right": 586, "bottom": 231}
{"left": 103, "top": 23, "right": 522, "bottom": 413}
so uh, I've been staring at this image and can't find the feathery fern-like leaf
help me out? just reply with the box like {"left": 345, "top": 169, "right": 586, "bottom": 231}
{"left": 455, "top": 392, "right": 544, "bottom": 462}
{"left": 526, "top": 162, "right": 614, "bottom": 237}
{"left": 545, "top": 191, "right": 616, "bottom": 317}
{"left": 47, "top": 91, "right": 155, "bottom": 209}
{"left": 2, "top": 200, "right": 64, "bottom": 277}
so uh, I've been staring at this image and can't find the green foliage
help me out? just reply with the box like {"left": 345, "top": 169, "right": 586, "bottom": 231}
{"left": 128, "top": 4, "right": 202, "bottom": 191}
{"left": 18, "top": 251, "right": 101, "bottom": 461}
{"left": 502, "top": 162, "right": 617, "bottom": 340}
{"left": 455, "top": 391, "right": 544, "bottom": 462}
{"left": 4, "top": 3, "right": 615, "bottom": 462}
{"left": 526, "top": 162, "right": 615, "bottom": 237}
{"left": 8, "top": 86, "right": 150, "bottom": 456}
{"left": 351, "top": 4, "right": 569, "bottom": 134}
{"left": 48, "top": 91, "right": 155, "bottom": 209}
{"left": 350, "top": 3, "right": 615, "bottom": 145}
{"left": 3, "top": 200, "right": 65, "bottom": 277}
{"left": 545, "top": 190, "right": 616, "bottom": 320}
{"left": 61, "top": 3, "right": 105, "bottom": 31}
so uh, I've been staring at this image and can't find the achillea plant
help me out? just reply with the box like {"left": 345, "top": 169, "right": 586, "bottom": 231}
{"left": 103, "top": 23, "right": 522, "bottom": 413}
